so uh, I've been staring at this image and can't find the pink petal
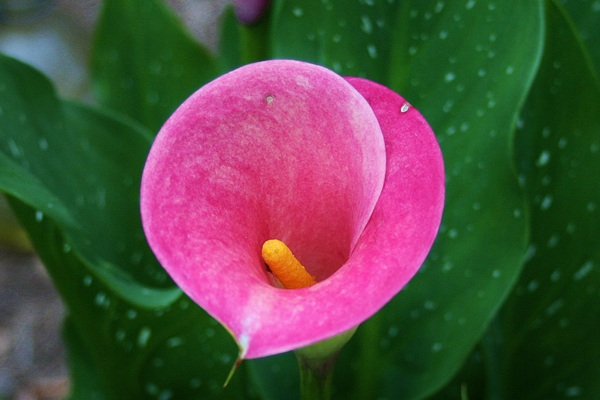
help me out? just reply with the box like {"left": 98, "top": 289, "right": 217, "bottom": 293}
{"left": 232, "top": 0, "right": 271, "bottom": 24}
{"left": 141, "top": 60, "right": 390, "bottom": 358}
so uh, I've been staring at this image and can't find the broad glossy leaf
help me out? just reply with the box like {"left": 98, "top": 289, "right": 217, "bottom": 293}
{"left": 218, "top": 6, "right": 244, "bottom": 72}
{"left": 9, "top": 199, "right": 248, "bottom": 399}
{"left": 495, "top": 2, "right": 600, "bottom": 399}
{"left": 63, "top": 318, "right": 108, "bottom": 400}
{"left": 1, "top": 53, "right": 164, "bottom": 288}
{"left": 269, "top": 1, "right": 544, "bottom": 399}
{"left": 557, "top": 0, "right": 600, "bottom": 73}
{"left": 272, "top": 0, "right": 398, "bottom": 81}
{"left": 1, "top": 55, "right": 248, "bottom": 399}
{"left": 91, "top": 0, "right": 219, "bottom": 132}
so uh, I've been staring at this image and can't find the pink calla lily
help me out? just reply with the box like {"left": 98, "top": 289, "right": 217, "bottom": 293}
{"left": 140, "top": 60, "right": 444, "bottom": 359}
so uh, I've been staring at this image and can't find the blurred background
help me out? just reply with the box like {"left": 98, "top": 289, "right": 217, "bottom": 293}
{"left": 0, "top": 1, "right": 227, "bottom": 398}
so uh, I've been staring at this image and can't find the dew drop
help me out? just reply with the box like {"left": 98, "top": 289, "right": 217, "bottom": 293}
{"left": 565, "top": 386, "right": 582, "bottom": 397}
{"left": 158, "top": 390, "right": 173, "bottom": 400}
{"left": 94, "top": 291, "right": 110, "bottom": 308}
{"left": 424, "top": 300, "right": 437, "bottom": 310}
{"left": 492, "top": 269, "right": 501, "bottom": 278}
{"left": 367, "top": 44, "right": 378, "bottom": 58}
{"left": 292, "top": 7, "right": 303, "bottom": 17}
{"left": 189, "top": 378, "right": 202, "bottom": 389}
{"left": 540, "top": 194, "right": 553, "bottom": 211}
{"left": 8, "top": 139, "right": 22, "bottom": 158}
{"left": 431, "top": 342, "right": 444, "bottom": 352}
{"left": 527, "top": 279, "right": 539, "bottom": 292}
{"left": 38, "top": 138, "right": 49, "bottom": 150}
{"left": 400, "top": 103, "right": 410, "bottom": 113}
{"left": 465, "top": 0, "right": 476, "bottom": 10}
{"left": 83, "top": 275, "right": 93, "bottom": 286}
{"left": 115, "top": 329, "right": 126, "bottom": 342}
{"left": 444, "top": 72, "right": 456, "bottom": 82}
{"left": 152, "top": 357, "right": 165, "bottom": 368}
{"left": 544, "top": 356, "right": 556, "bottom": 367}
{"left": 166, "top": 336, "right": 184, "bottom": 348}
{"left": 545, "top": 298, "right": 564, "bottom": 316}
{"left": 361, "top": 15, "right": 373, "bottom": 34}
{"left": 573, "top": 261, "right": 594, "bottom": 281}
{"left": 35, "top": 210, "right": 44, "bottom": 222}
{"left": 442, "top": 99, "right": 454, "bottom": 113}
{"left": 442, "top": 261, "right": 454, "bottom": 272}
{"left": 536, "top": 150, "right": 551, "bottom": 167}
{"left": 137, "top": 327, "right": 152, "bottom": 347}
{"left": 146, "top": 382, "right": 159, "bottom": 395}
{"left": 547, "top": 234, "right": 559, "bottom": 248}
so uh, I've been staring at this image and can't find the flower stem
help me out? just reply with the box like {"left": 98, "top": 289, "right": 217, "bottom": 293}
{"left": 294, "top": 327, "right": 357, "bottom": 400}
{"left": 296, "top": 351, "right": 338, "bottom": 400}
{"left": 239, "top": 9, "right": 270, "bottom": 64}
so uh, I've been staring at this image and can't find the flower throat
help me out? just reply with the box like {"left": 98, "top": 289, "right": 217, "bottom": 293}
{"left": 262, "top": 239, "right": 317, "bottom": 289}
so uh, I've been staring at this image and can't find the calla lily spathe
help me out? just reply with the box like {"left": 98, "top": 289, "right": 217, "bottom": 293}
{"left": 141, "top": 60, "right": 444, "bottom": 359}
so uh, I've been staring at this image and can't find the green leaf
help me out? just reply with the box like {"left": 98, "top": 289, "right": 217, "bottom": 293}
{"left": 0, "top": 54, "right": 166, "bottom": 288}
{"left": 91, "top": 0, "right": 219, "bottom": 132}
{"left": 556, "top": 0, "right": 600, "bottom": 74}
{"left": 269, "top": 1, "right": 544, "bottom": 399}
{"left": 63, "top": 318, "right": 109, "bottom": 400}
{"left": 272, "top": 0, "right": 399, "bottom": 81}
{"left": 1, "top": 54, "right": 249, "bottom": 399}
{"left": 9, "top": 199, "right": 248, "bottom": 399}
{"left": 493, "top": 2, "right": 600, "bottom": 399}
{"left": 218, "top": 6, "right": 244, "bottom": 72}
{"left": 0, "top": 151, "right": 74, "bottom": 227}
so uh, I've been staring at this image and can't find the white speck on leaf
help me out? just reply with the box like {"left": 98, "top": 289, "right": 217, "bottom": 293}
{"left": 444, "top": 72, "right": 456, "bottom": 82}
{"left": 137, "top": 327, "right": 152, "bottom": 347}
{"left": 367, "top": 44, "right": 378, "bottom": 58}
{"left": 536, "top": 150, "right": 551, "bottom": 167}
{"left": 540, "top": 194, "right": 553, "bottom": 210}
{"left": 573, "top": 261, "right": 594, "bottom": 281}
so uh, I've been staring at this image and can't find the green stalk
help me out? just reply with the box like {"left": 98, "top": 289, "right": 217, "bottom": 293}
{"left": 239, "top": 10, "right": 271, "bottom": 64}
{"left": 297, "top": 350, "right": 338, "bottom": 400}
{"left": 294, "top": 327, "right": 358, "bottom": 400}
